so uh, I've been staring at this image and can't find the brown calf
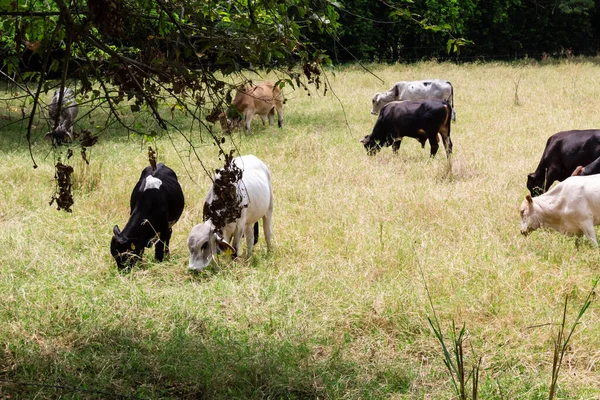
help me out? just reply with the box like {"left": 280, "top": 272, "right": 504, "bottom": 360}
{"left": 220, "top": 81, "right": 284, "bottom": 133}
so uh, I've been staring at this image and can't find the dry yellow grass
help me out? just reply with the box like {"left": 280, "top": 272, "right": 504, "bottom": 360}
{"left": 1, "top": 60, "right": 600, "bottom": 398}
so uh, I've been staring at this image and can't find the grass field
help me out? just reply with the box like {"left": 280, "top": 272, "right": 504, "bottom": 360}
{"left": 2, "top": 60, "right": 600, "bottom": 399}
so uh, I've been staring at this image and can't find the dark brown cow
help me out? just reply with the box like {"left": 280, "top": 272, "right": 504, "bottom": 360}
{"left": 527, "top": 130, "right": 600, "bottom": 196}
{"left": 360, "top": 99, "right": 452, "bottom": 157}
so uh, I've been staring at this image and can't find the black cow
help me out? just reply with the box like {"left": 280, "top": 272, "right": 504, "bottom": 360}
{"left": 360, "top": 99, "right": 452, "bottom": 157}
{"left": 527, "top": 130, "right": 600, "bottom": 196}
{"left": 111, "top": 163, "right": 185, "bottom": 269}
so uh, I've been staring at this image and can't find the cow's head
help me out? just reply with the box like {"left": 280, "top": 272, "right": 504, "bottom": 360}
{"left": 110, "top": 225, "right": 144, "bottom": 270}
{"left": 218, "top": 112, "right": 235, "bottom": 134}
{"left": 187, "top": 222, "right": 235, "bottom": 271}
{"left": 520, "top": 194, "right": 540, "bottom": 235}
{"left": 44, "top": 125, "right": 73, "bottom": 146}
{"left": 219, "top": 106, "right": 243, "bottom": 133}
{"left": 371, "top": 93, "right": 383, "bottom": 115}
{"left": 526, "top": 173, "right": 545, "bottom": 197}
{"left": 360, "top": 135, "right": 382, "bottom": 156}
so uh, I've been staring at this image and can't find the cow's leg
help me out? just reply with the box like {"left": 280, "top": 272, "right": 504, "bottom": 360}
{"left": 276, "top": 105, "right": 284, "bottom": 128}
{"left": 438, "top": 108, "right": 452, "bottom": 157}
{"left": 244, "top": 224, "right": 255, "bottom": 259}
{"left": 259, "top": 114, "right": 267, "bottom": 125}
{"left": 245, "top": 110, "right": 254, "bottom": 133}
{"left": 427, "top": 131, "right": 440, "bottom": 157}
{"left": 263, "top": 201, "right": 273, "bottom": 253}
{"left": 439, "top": 133, "right": 452, "bottom": 157}
{"left": 155, "top": 227, "right": 172, "bottom": 262}
{"left": 580, "top": 222, "right": 598, "bottom": 247}
{"left": 233, "top": 223, "right": 244, "bottom": 258}
{"left": 392, "top": 138, "right": 402, "bottom": 153}
{"left": 268, "top": 107, "right": 275, "bottom": 126}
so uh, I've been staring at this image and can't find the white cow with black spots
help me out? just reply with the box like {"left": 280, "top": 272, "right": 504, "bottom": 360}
{"left": 371, "top": 79, "right": 455, "bottom": 121}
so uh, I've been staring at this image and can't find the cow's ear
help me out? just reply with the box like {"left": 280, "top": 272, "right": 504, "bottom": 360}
{"left": 113, "top": 225, "right": 121, "bottom": 236}
{"left": 215, "top": 236, "right": 236, "bottom": 257}
{"left": 526, "top": 195, "right": 533, "bottom": 204}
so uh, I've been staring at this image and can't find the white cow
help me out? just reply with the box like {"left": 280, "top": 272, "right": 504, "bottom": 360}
{"left": 371, "top": 79, "right": 455, "bottom": 120}
{"left": 45, "top": 87, "right": 79, "bottom": 143}
{"left": 187, "top": 155, "right": 273, "bottom": 270}
{"left": 520, "top": 175, "right": 600, "bottom": 247}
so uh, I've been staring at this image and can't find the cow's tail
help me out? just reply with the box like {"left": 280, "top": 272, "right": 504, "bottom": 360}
{"left": 444, "top": 100, "right": 452, "bottom": 155}
{"left": 449, "top": 82, "right": 456, "bottom": 121}
{"left": 445, "top": 101, "right": 452, "bottom": 136}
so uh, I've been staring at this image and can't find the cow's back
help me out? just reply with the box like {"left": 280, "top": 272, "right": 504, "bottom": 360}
{"left": 235, "top": 155, "right": 272, "bottom": 223}
{"left": 399, "top": 80, "right": 451, "bottom": 101}
{"left": 134, "top": 163, "right": 184, "bottom": 223}
{"left": 548, "top": 175, "right": 600, "bottom": 223}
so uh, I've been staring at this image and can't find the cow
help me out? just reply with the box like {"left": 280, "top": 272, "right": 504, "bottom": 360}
{"left": 219, "top": 81, "right": 284, "bottom": 133}
{"left": 111, "top": 163, "right": 185, "bottom": 269}
{"left": 44, "top": 87, "right": 79, "bottom": 144}
{"left": 187, "top": 155, "right": 273, "bottom": 271}
{"left": 360, "top": 99, "right": 452, "bottom": 158}
{"left": 520, "top": 175, "right": 600, "bottom": 247}
{"left": 371, "top": 79, "right": 455, "bottom": 121}
{"left": 527, "top": 130, "right": 600, "bottom": 196}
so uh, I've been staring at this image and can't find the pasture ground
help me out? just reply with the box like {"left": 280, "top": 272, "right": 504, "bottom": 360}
{"left": 2, "top": 60, "right": 600, "bottom": 398}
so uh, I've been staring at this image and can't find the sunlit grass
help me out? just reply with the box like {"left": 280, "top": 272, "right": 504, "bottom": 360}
{"left": 1, "top": 60, "right": 600, "bottom": 398}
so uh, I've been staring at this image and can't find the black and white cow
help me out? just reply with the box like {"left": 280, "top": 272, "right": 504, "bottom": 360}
{"left": 371, "top": 79, "right": 455, "bottom": 120}
{"left": 44, "top": 88, "right": 79, "bottom": 144}
{"left": 361, "top": 99, "right": 453, "bottom": 157}
{"left": 527, "top": 129, "right": 600, "bottom": 196}
{"left": 111, "top": 163, "right": 185, "bottom": 269}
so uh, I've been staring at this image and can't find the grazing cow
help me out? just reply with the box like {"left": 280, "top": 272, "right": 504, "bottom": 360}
{"left": 187, "top": 155, "right": 273, "bottom": 271}
{"left": 111, "top": 163, "right": 185, "bottom": 269}
{"left": 520, "top": 175, "right": 600, "bottom": 247}
{"left": 360, "top": 99, "right": 452, "bottom": 157}
{"left": 44, "top": 88, "right": 79, "bottom": 144}
{"left": 219, "top": 82, "right": 284, "bottom": 133}
{"left": 527, "top": 130, "right": 600, "bottom": 196}
{"left": 371, "top": 79, "right": 455, "bottom": 120}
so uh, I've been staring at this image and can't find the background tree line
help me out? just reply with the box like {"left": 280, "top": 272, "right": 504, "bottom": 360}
{"left": 2, "top": 0, "right": 599, "bottom": 81}
{"left": 321, "top": 0, "right": 599, "bottom": 62}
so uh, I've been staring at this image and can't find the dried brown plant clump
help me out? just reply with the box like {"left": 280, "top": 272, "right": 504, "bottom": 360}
{"left": 148, "top": 146, "right": 157, "bottom": 172}
{"left": 203, "top": 150, "right": 245, "bottom": 235}
{"left": 50, "top": 162, "right": 74, "bottom": 212}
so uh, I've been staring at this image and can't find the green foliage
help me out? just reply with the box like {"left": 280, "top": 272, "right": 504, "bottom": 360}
{"left": 0, "top": 0, "right": 342, "bottom": 174}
